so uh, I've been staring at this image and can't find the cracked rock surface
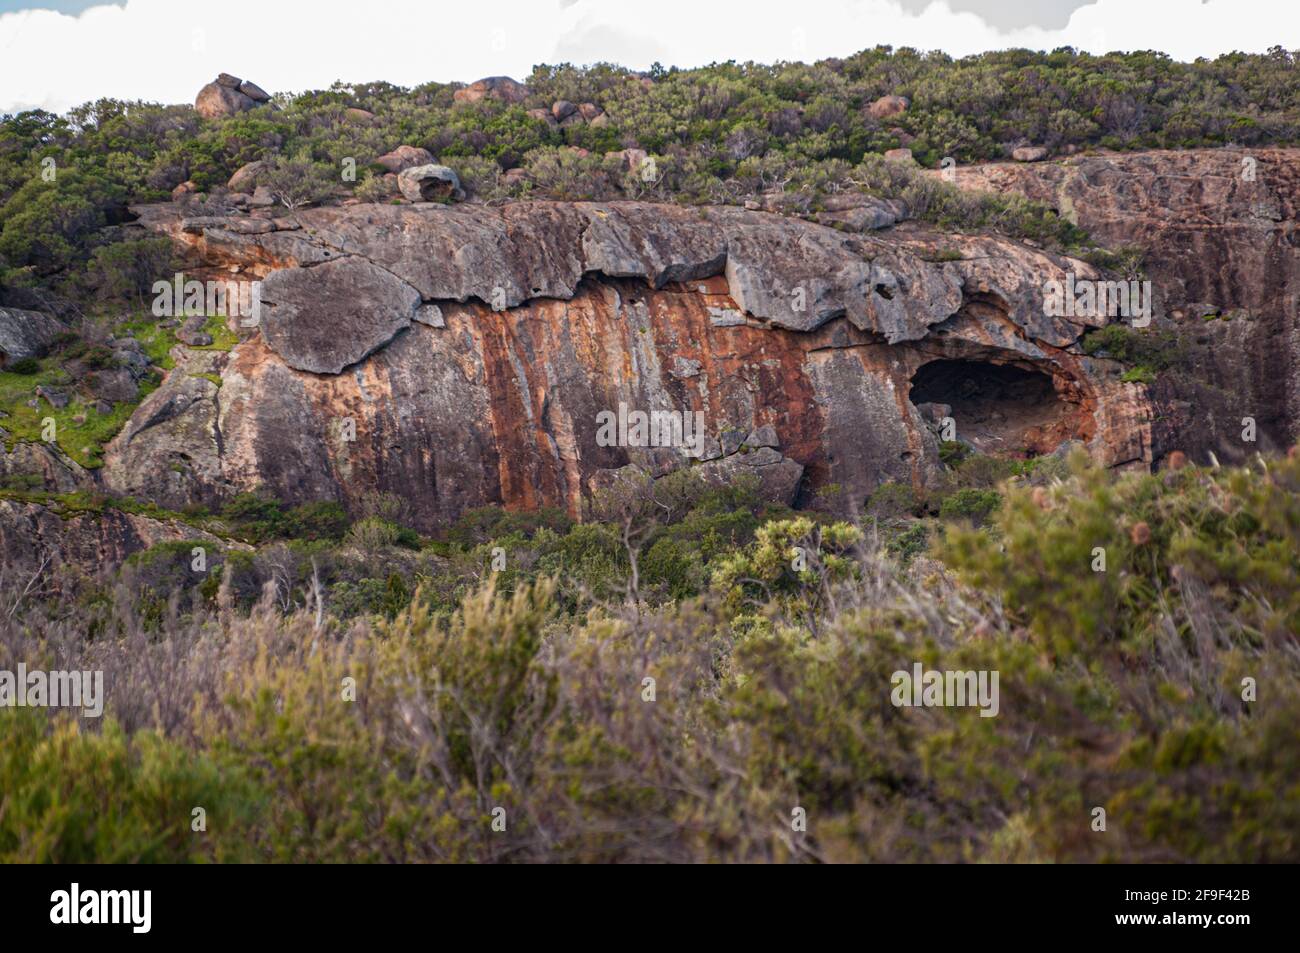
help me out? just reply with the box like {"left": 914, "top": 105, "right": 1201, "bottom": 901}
{"left": 112, "top": 198, "right": 1152, "bottom": 529}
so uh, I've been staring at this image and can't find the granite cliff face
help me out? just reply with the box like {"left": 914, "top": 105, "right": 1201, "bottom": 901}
{"left": 104, "top": 199, "right": 1148, "bottom": 530}
{"left": 950, "top": 148, "right": 1300, "bottom": 464}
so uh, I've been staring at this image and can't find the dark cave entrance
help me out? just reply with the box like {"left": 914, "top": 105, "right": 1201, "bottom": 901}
{"left": 908, "top": 358, "right": 1079, "bottom": 456}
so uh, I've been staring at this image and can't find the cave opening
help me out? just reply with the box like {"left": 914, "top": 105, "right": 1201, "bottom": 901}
{"left": 909, "top": 358, "right": 1078, "bottom": 457}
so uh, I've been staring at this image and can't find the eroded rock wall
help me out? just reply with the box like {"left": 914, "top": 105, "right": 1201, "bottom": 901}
{"left": 107, "top": 200, "right": 1149, "bottom": 530}
{"left": 950, "top": 148, "right": 1300, "bottom": 463}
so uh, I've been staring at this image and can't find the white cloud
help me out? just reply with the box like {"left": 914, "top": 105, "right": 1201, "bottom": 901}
{"left": 0, "top": 0, "right": 1296, "bottom": 114}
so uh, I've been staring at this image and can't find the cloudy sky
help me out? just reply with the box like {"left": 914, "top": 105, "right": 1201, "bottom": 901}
{"left": 1, "top": 0, "right": 1296, "bottom": 114}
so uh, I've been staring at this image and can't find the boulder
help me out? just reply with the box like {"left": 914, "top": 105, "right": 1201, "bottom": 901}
{"left": 239, "top": 80, "right": 271, "bottom": 102}
{"left": 814, "top": 199, "right": 903, "bottom": 232}
{"left": 374, "top": 145, "right": 434, "bottom": 174}
{"left": 453, "top": 76, "right": 530, "bottom": 105}
{"left": 578, "top": 103, "right": 603, "bottom": 121}
{"left": 884, "top": 147, "right": 915, "bottom": 163}
{"left": 86, "top": 367, "right": 139, "bottom": 403}
{"left": 176, "top": 316, "right": 213, "bottom": 347}
{"left": 109, "top": 338, "right": 150, "bottom": 379}
{"left": 552, "top": 100, "right": 578, "bottom": 121}
{"left": 1012, "top": 145, "right": 1049, "bottom": 162}
{"left": 0, "top": 307, "right": 65, "bottom": 365}
{"left": 397, "top": 164, "right": 463, "bottom": 203}
{"left": 248, "top": 185, "right": 276, "bottom": 207}
{"left": 745, "top": 424, "right": 780, "bottom": 448}
{"left": 196, "top": 81, "right": 255, "bottom": 119}
{"left": 195, "top": 74, "right": 271, "bottom": 119}
{"left": 696, "top": 446, "right": 804, "bottom": 506}
{"left": 345, "top": 107, "right": 375, "bottom": 123}
{"left": 227, "top": 160, "right": 266, "bottom": 193}
{"left": 867, "top": 95, "right": 909, "bottom": 120}
{"left": 171, "top": 180, "right": 198, "bottom": 200}
{"left": 589, "top": 113, "right": 612, "bottom": 128}
{"left": 36, "top": 384, "right": 69, "bottom": 409}
{"left": 259, "top": 256, "right": 422, "bottom": 373}
{"left": 527, "top": 108, "right": 558, "bottom": 127}
{"left": 606, "top": 148, "right": 649, "bottom": 174}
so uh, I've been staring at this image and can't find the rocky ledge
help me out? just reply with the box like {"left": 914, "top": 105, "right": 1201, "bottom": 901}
{"left": 110, "top": 199, "right": 1150, "bottom": 530}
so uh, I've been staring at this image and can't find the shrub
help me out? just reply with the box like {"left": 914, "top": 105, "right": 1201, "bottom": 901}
{"left": 0, "top": 711, "right": 255, "bottom": 863}
{"left": 938, "top": 440, "right": 971, "bottom": 468}
{"left": 866, "top": 479, "right": 920, "bottom": 518}
{"left": 1082, "top": 323, "right": 1183, "bottom": 371}
{"left": 345, "top": 516, "right": 400, "bottom": 552}
{"left": 261, "top": 152, "right": 339, "bottom": 209}
{"left": 937, "top": 487, "right": 1001, "bottom": 525}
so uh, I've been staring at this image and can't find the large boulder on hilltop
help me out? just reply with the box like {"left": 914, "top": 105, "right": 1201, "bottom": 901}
{"left": 0, "top": 306, "right": 64, "bottom": 365}
{"left": 195, "top": 74, "right": 270, "bottom": 119}
{"left": 196, "top": 83, "right": 253, "bottom": 119}
{"left": 374, "top": 145, "right": 434, "bottom": 174}
{"left": 397, "top": 164, "right": 463, "bottom": 203}
{"left": 453, "top": 76, "right": 530, "bottom": 105}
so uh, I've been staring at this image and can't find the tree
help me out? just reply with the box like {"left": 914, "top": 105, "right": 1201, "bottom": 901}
{"left": 85, "top": 236, "right": 175, "bottom": 306}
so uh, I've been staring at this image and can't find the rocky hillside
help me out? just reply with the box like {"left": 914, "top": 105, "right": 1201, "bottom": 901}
{"left": 949, "top": 147, "right": 1300, "bottom": 464}
{"left": 5, "top": 146, "right": 1297, "bottom": 550}
{"left": 103, "top": 198, "right": 1149, "bottom": 531}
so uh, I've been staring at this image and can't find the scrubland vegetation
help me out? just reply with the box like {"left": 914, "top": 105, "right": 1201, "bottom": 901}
{"left": 4, "top": 47, "right": 1299, "bottom": 287}
{"left": 2, "top": 450, "right": 1297, "bottom": 862}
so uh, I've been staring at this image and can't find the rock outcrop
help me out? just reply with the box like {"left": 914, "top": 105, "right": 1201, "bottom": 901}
{"left": 947, "top": 147, "right": 1300, "bottom": 464}
{"left": 396, "top": 164, "right": 463, "bottom": 203}
{"left": 226, "top": 160, "right": 266, "bottom": 193}
{"left": 108, "top": 199, "right": 1150, "bottom": 530}
{"left": 0, "top": 497, "right": 229, "bottom": 574}
{"left": 452, "top": 76, "right": 530, "bottom": 105}
{"left": 374, "top": 145, "right": 434, "bottom": 174}
{"left": 0, "top": 306, "right": 65, "bottom": 365}
{"left": 195, "top": 73, "right": 272, "bottom": 119}
{"left": 867, "top": 95, "right": 909, "bottom": 120}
